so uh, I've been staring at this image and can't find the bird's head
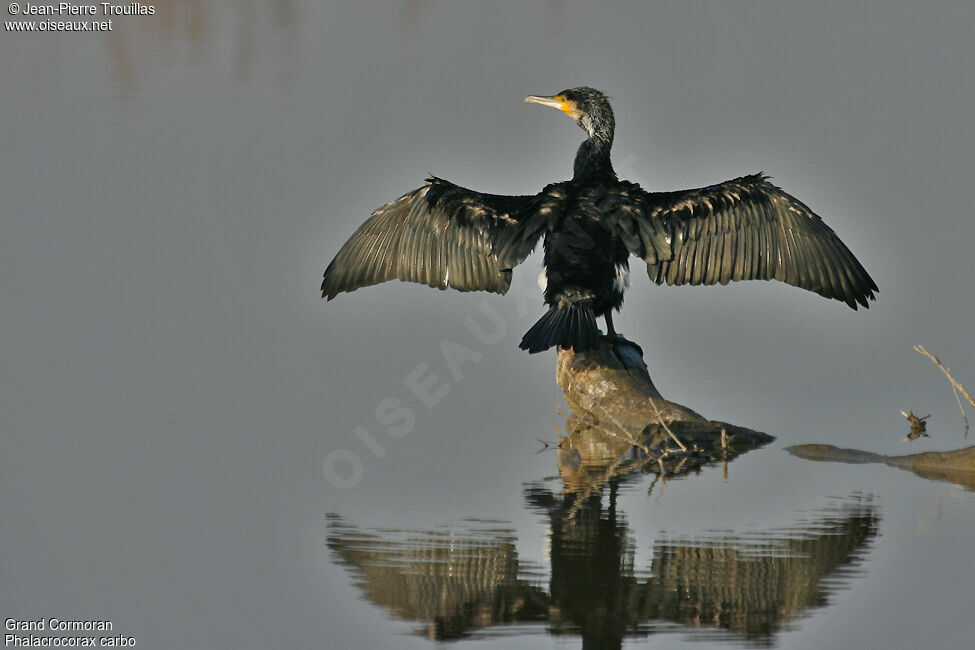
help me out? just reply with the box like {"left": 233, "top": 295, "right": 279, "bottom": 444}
{"left": 525, "top": 87, "right": 614, "bottom": 140}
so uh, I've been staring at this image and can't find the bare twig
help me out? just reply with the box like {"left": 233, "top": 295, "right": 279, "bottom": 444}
{"left": 951, "top": 382, "right": 970, "bottom": 439}
{"left": 673, "top": 455, "right": 689, "bottom": 475}
{"left": 914, "top": 345, "right": 975, "bottom": 408}
{"left": 648, "top": 397, "right": 687, "bottom": 452}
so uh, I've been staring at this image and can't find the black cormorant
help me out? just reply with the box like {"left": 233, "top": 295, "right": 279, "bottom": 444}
{"left": 322, "top": 87, "right": 877, "bottom": 353}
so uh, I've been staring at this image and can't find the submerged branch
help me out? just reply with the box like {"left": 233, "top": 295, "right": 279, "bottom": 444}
{"left": 788, "top": 443, "right": 975, "bottom": 491}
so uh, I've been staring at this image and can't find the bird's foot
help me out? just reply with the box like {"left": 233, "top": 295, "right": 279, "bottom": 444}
{"left": 603, "top": 333, "right": 643, "bottom": 357}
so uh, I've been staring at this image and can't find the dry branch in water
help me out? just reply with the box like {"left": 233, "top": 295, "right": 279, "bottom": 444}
{"left": 649, "top": 396, "right": 687, "bottom": 452}
{"left": 900, "top": 409, "right": 930, "bottom": 440}
{"left": 914, "top": 345, "right": 975, "bottom": 408}
{"left": 914, "top": 345, "right": 973, "bottom": 436}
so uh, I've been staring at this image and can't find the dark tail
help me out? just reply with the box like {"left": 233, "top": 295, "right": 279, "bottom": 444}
{"left": 519, "top": 306, "right": 600, "bottom": 354}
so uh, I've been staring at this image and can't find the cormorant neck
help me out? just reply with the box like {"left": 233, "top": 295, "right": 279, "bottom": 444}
{"left": 573, "top": 122, "right": 616, "bottom": 182}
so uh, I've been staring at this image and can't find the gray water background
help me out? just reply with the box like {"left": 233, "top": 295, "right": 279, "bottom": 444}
{"left": 3, "top": 2, "right": 974, "bottom": 648}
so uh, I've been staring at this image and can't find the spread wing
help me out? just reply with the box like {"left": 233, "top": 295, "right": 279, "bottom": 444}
{"left": 322, "top": 178, "right": 542, "bottom": 299}
{"left": 614, "top": 174, "right": 878, "bottom": 309}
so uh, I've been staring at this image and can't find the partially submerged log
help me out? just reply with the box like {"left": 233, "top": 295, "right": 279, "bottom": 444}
{"left": 553, "top": 338, "right": 773, "bottom": 477}
{"left": 787, "top": 443, "right": 975, "bottom": 491}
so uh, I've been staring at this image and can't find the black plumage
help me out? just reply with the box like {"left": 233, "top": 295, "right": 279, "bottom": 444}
{"left": 322, "top": 87, "right": 877, "bottom": 353}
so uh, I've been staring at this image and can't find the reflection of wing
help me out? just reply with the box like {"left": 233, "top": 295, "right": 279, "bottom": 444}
{"left": 326, "top": 515, "right": 549, "bottom": 641}
{"left": 641, "top": 501, "right": 880, "bottom": 640}
{"left": 328, "top": 495, "right": 880, "bottom": 645}
{"left": 613, "top": 175, "right": 878, "bottom": 309}
{"left": 321, "top": 178, "right": 542, "bottom": 299}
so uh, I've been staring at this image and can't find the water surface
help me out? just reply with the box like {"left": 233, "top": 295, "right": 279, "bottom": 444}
{"left": 3, "top": 3, "right": 974, "bottom": 648}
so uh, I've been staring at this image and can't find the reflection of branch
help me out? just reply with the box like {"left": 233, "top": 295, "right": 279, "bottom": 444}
{"left": 788, "top": 443, "right": 975, "bottom": 491}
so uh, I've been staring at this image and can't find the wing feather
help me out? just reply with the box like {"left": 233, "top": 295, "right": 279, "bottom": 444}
{"left": 322, "top": 178, "right": 541, "bottom": 299}
{"left": 631, "top": 174, "right": 877, "bottom": 309}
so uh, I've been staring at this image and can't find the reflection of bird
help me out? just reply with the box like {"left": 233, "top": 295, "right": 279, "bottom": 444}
{"left": 322, "top": 87, "right": 877, "bottom": 353}
{"left": 328, "top": 494, "right": 881, "bottom": 644}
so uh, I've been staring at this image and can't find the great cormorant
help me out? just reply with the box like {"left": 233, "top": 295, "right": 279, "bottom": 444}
{"left": 321, "top": 87, "right": 877, "bottom": 353}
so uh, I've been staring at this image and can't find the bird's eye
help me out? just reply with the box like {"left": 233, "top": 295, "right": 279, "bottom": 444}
{"left": 559, "top": 96, "right": 567, "bottom": 103}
